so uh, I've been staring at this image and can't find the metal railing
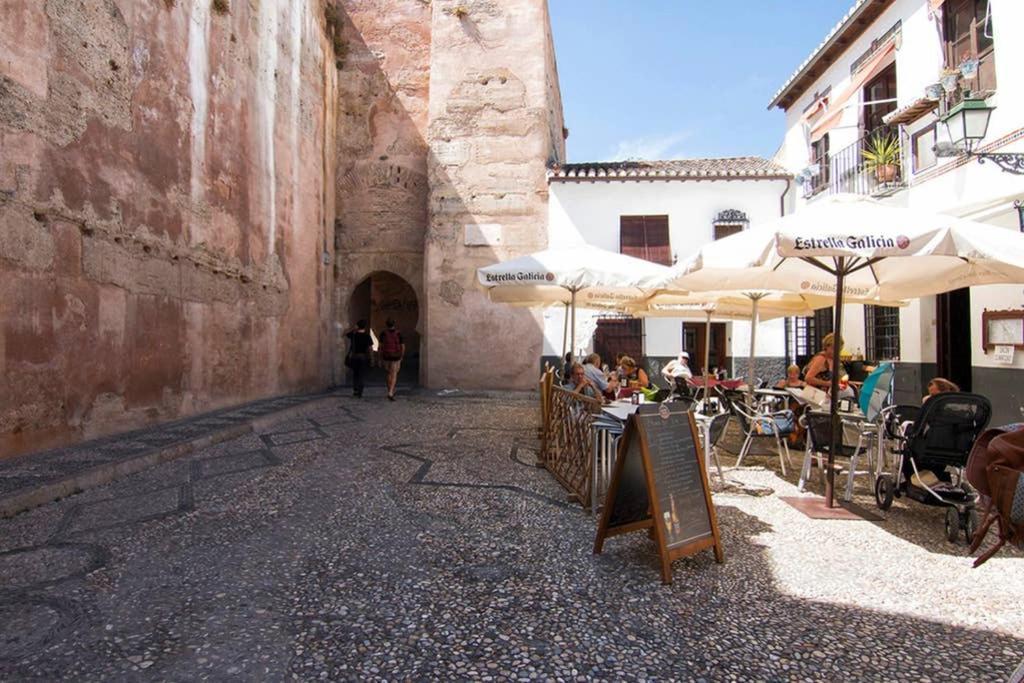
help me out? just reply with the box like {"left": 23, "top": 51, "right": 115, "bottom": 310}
{"left": 805, "top": 125, "right": 905, "bottom": 198}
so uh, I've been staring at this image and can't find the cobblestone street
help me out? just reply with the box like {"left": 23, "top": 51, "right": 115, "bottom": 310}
{"left": 1, "top": 393, "right": 1022, "bottom": 681}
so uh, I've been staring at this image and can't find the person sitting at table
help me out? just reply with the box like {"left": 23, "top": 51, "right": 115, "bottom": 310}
{"left": 563, "top": 362, "right": 600, "bottom": 400}
{"left": 774, "top": 364, "right": 805, "bottom": 390}
{"left": 583, "top": 353, "right": 619, "bottom": 399}
{"left": 923, "top": 377, "right": 959, "bottom": 403}
{"left": 619, "top": 356, "right": 651, "bottom": 390}
{"left": 804, "top": 333, "right": 841, "bottom": 393}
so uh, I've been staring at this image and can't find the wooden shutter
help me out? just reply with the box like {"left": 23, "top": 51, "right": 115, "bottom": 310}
{"left": 619, "top": 215, "right": 672, "bottom": 265}
{"left": 619, "top": 216, "right": 647, "bottom": 261}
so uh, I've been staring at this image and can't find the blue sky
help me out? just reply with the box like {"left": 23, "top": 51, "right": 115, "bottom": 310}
{"left": 548, "top": 1, "right": 856, "bottom": 162}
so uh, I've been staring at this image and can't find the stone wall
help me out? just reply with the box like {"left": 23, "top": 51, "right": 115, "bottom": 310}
{"left": 424, "top": 0, "right": 565, "bottom": 389}
{"left": 0, "top": 0, "right": 337, "bottom": 457}
{"left": 331, "top": 0, "right": 431, "bottom": 384}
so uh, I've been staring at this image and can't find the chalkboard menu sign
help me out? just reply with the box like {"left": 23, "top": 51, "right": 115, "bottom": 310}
{"left": 593, "top": 403, "right": 723, "bottom": 584}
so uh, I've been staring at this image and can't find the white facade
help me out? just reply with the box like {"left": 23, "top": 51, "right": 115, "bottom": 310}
{"left": 771, "top": 0, "right": 1024, "bottom": 419}
{"left": 544, "top": 172, "right": 792, "bottom": 375}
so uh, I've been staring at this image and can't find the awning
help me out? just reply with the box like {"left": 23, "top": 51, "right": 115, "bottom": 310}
{"left": 929, "top": 0, "right": 945, "bottom": 10}
{"left": 809, "top": 40, "right": 897, "bottom": 142}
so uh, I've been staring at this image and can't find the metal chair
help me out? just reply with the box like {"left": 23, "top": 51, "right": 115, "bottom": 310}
{"left": 705, "top": 412, "right": 731, "bottom": 482}
{"left": 590, "top": 414, "right": 625, "bottom": 513}
{"left": 799, "top": 410, "right": 877, "bottom": 501}
{"left": 731, "top": 400, "right": 795, "bottom": 475}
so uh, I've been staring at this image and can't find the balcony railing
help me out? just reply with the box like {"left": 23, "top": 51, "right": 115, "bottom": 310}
{"left": 804, "top": 125, "right": 905, "bottom": 198}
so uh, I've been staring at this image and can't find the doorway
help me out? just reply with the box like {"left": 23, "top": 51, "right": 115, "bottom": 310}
{"left": 347, "top": 272, "right": 420, "bottom": 386}
{"left": 594, "top": 318, "right": 643, "bottom": 368}
{"left": 683, "top": 322, "right": 726, "bottom": 376}
{"left": 936, "top": 288, "right": 972, "bottom": 391}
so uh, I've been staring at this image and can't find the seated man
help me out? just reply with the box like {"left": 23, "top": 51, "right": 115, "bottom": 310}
{"left": 563, "top": 362, "right": 601, "bottom": 400}
{"left": 661, "top": 352, "right": 693, "bottom": 383}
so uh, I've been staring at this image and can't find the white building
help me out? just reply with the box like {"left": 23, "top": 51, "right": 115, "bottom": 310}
{"left": 770, "top": 0, "right": 1024, "bottom": 423}
{"left": 543, "top": 158, "right": 794, "bottom": 383}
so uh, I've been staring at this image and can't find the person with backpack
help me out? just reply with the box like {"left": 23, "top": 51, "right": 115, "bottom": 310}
{"left": 378, "top": 318, "right": 405, "bottom": 401}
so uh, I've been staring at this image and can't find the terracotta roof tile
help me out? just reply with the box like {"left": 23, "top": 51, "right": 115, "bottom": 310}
{"left": 548, "top": 157, "right": 791, "bottom": 182}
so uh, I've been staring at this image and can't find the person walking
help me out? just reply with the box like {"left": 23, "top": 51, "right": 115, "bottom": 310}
{"left": 378, "top": 318, "right": 405, "bottom": 401}
{"left": 345, "top": 320, "right": 373, "bottom": 398}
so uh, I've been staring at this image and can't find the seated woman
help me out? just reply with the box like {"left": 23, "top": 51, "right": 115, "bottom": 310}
{"left": 923, "top": 377, "right": 959, "bottom": 403}
{"left": 563, "top": 362, "right": 601, "bottom": 400}
{"left": 774, "top": 364, "right": 805, "bottom": 390}
{"left": 619, "top": 356, "right": 651, "bottom": 391}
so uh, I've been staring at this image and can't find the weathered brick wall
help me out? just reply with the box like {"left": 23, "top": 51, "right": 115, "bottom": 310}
{"left": 424, "top": 0, "right": 566, "bottom": 389}
{"left": 0, "top": 0, "right": 337, "bottom": 457}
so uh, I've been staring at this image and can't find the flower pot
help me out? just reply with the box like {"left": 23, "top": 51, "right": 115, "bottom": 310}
{"left": 959, "top": 58, "right": 980, "bottom": 78}
{"left": 941, "top": 72, "right": 960, "bottom": 93}
{"left": 924, "top": 83, "right": 945, "bottom": 99}
{"left": 874, "top": 164, "right": 898, "bottom": 183}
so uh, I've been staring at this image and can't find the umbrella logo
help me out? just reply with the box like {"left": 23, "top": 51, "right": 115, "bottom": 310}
{"left": 545, "top": 272, "right": 555, "bottom": 281}
{"left": 800, "top": 281, "right": 810, "bottom": 290}
{"left": 896, "top": 235, "right": 910, "bottom": 249}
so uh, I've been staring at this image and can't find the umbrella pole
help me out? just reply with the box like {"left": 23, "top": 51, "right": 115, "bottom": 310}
{"left": 561, "top": 301, "right": 569, "bottom": 362}
{"left": 703, "top": 310, "right": 712, "bottom": 413}
{"left": 827, "top": 258, "right": 846, "bottom": 509}
{"left": 747, "top": 295, "right": 760, "bottom": 394}
{"left": 570, "top": 288, "right": 577, "bottom": 370}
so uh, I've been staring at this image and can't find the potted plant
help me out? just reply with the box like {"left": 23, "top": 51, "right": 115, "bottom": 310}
{"left": 959, "top": 56, "right": 980, "bottom": 79}
{"left": 861, "top": 132, "right": 900, "bottom": 183}
{"left": 940, "top": 66, "right": 961, "bottom": 93}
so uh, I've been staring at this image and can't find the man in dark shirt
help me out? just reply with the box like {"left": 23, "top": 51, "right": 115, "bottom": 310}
{"left": 345, "top": 319, "right": 373, "bottom": 398}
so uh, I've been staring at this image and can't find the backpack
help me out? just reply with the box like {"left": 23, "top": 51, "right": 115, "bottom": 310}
{"left": 379, "top": 329, "right": 402, "bottom": 361}
{"left": 966, "top": 426, "right": 1024, "bottom": 567}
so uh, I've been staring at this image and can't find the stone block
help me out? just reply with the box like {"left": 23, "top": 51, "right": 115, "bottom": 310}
{"left": 0, "top": 205, "right": 54, "bottom": 271}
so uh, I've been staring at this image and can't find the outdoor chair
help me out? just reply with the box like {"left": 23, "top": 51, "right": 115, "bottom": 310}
{"left": 705, "top": 411, "right": 731, "bottom": 482}
{"left": 590, "top": 413, "right": 625, "bottom": 513}
{"left": 731, "top": 400, "right": 795, "bottom": 475}
{"left": 799, "top": 410, "right": 877, "bottom": 501}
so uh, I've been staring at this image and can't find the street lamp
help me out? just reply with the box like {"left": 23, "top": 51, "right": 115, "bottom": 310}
{"left": 939, "top": 98, "right": 1024, "bottom": 174}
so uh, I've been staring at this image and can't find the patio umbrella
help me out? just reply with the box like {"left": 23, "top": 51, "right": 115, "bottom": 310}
{"left": 661, "top": 193, "right": 1024, "bottom": 506}
{"left": 630, "top": 289, "right": 843, "bottom": 389}
{"left": 477, "top": 244, "right": 671, "bottom": 366}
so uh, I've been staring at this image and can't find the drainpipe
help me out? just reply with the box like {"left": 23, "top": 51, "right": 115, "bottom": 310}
{"left": 779, "top": 177, "right": 792, "bottom": 217}
{"left": 1015, "top": 200, "right": 1023, "bottom": 232}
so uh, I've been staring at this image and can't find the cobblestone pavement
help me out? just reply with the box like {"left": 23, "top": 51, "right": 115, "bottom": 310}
{"left": 0, "top": 392, "right": 333, "bottom": 502}
{"left": 1, "top": 392, "right": 1022, "bottom": 681}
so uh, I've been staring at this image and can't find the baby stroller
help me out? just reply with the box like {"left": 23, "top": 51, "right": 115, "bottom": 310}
{"left": 875, "top": 392, "right": 991, "bottom": 543}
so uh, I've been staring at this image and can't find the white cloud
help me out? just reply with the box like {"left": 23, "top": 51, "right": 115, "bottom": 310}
{"left": 609, "top": 131, "right": 692, "bottom": 161}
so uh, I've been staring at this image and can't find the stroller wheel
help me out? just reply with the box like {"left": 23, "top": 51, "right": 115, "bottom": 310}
{"left": 963, "top": 508, "right": 979, "bottom": 544}
{"left": 944, "top": 507, "right": 960, "bottom": 544}
{"left": 874, "top": 475, "right": 894, "bottom": 511}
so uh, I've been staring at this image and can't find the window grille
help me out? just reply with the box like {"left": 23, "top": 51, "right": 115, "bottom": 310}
{"left": 865, "top": 305, "right": 901, "bottom": 360}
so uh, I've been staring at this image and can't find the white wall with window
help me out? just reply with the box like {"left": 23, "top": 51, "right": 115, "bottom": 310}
{"left": 542, "top": 171, "right": 793, "bottom": 381}
{"left": 770, "top": 0, "right": 1024, "bottom": 421}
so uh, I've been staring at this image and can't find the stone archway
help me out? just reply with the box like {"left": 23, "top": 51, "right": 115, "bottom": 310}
{"left": 347, "top": 271, "right": 420, "bottom": 387}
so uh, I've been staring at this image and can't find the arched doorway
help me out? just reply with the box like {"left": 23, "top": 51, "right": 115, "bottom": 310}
{"left": 348, "top": 271, "right": 420, "bottom": 387}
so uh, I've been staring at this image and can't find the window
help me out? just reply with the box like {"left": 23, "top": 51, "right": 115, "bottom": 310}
{"left": 944, "top": 0, "right": 996, "bottom": 94}
{"left": 865, "top": 305, "right": 901, "bottom": 360}
{"left": 809, "top": 134, "right": 830, "bottom": 195}
{"left": 712, "top": 209, "right": 748, "bottom": 241}
{"left": 912, "top": 125, "right": 937, "bottom": 173}
{"left": 785, "top": 310, "right": 832, "bottom": 370}
{"left": 862, "top": 63, "right": 898, "bottom": 134}
{"left": 619, "top": 215, "right": 671, "bottom": 265}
